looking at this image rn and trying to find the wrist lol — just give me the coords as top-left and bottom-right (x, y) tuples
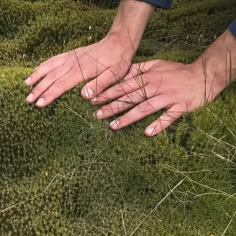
(106, 0), (154, 60)
(103, 31), (135, 63)
(221, 29), (236, 82)
(194, 29), (236, 88)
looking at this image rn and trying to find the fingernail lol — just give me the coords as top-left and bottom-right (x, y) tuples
(110, 120), (120, 130)
(145, 127), (156, 136)
(26, 93), (34, 103)
(95, 110), (103, 119)
(84, 88), (94, 98)
(25, 77), (32, 85)
(36, 98), (45, 107)
(91, 97), (97, 102)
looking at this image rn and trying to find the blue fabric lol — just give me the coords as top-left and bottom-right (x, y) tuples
(229, 20), (236, 37)
(143, 0), (172, 9)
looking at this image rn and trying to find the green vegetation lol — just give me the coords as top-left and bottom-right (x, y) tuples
(0, 0), (236, 235)
(0, 67), (59, 179)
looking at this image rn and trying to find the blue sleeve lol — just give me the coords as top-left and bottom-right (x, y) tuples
(143, 1), (235, 38)
(143, 0), (172, 9)
(229, 20), (236, 37)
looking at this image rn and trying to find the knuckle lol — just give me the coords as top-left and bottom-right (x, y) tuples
(126, 93), (138, 103)
(106, 85), (122, 97)
(109, 101), (123, 113)
(108, 104), (118, 113)
(55, 81), (67, 93)
(115, 103), (126, 112)
(46, 71), (56, 81)
(32, 86), (42, 95)
(43, 90), (55, 100)
(115, 84), (125, 93)
(137, 102), (153, 113)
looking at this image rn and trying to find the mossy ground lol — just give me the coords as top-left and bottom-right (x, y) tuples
(0, 0), (236, 235)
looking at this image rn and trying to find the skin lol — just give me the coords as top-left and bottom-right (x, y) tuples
(25, 0), (236, 137)
(93, 29), (236, 136)
(25, 0), (154, 107)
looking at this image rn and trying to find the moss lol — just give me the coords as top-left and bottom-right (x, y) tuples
(0, 0), (34, 38)
(0, 67), (62, 179)
(1, 0), (235, 66)
(0, 0), (236, 235)
(0, 66), (235, 235)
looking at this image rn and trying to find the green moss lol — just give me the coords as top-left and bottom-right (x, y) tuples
(0, 0), (236, 235)
(0, 67), (62, 179)
(1, 0), (235, 66)
(0, 0), (33, 38)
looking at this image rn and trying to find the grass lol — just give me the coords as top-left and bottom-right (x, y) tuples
(0, 0), (236, 235)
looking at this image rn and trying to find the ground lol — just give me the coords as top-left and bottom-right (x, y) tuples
(0, 0), (236, 235)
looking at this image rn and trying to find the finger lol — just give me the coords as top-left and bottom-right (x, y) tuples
(91, 74), (149, 104)
(31, 57), (56, 74)
(26, 67), (68, 104)
(83, 60), (158, 101)
(150, 61), (183, 72)
(34, 67), (79, 108)
(25, 62), (76, 103)
(123, 59), (179, 81)
(81, 68), (124, 100)
(37, 52), (68, 68)
(95, 87), (155, 119)
(109, 95), (170, 130)
(123, 61), (156, 80)
(91, 60), (169, 104)
(145, 105), (183, 137)
(25, 53), (69, 86)
(26, 74), (57, 104)
(32, 56), (58, 72)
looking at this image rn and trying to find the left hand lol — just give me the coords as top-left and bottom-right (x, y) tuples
(92, 59), (229, 136)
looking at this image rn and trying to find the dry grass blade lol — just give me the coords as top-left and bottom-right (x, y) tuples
(129, 178), (186, 236)
(221, 210), (236, 236)
(162, 164), (236, 200)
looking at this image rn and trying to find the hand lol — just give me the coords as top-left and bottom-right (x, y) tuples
(25, 35), (132, 107)
(25, 0), (154, 108)
(92, 59), (231, 136)
(93, 29), (236, 137)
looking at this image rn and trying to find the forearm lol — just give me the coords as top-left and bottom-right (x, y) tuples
(107, 0), (155, 58)
(194, 29), (236, 86)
